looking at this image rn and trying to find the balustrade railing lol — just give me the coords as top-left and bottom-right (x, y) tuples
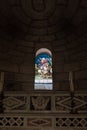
(0, 91), (87, 128)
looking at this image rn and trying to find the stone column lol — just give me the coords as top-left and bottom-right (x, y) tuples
(69, 71), (74, 93)
(0, 72), (4, 113)
(69, 71), (76, 114)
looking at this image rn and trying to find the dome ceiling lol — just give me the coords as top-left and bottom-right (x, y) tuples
(0, 0), (87, 41)
(0, 0), (86, 63)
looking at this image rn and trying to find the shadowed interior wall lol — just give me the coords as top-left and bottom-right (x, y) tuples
(0, 0), (87, 130)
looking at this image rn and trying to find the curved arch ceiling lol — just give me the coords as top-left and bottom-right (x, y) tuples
(0, 0), (87, 66)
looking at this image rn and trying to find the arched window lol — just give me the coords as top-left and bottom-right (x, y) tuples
(34, 48), (53, 90)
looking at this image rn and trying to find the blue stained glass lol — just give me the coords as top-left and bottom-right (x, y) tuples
(35, 53), (52, 90)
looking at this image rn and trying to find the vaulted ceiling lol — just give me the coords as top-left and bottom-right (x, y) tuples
(0, 0), (87, 91)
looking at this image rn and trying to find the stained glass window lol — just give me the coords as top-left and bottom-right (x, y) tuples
(34, 48), (53, 90)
